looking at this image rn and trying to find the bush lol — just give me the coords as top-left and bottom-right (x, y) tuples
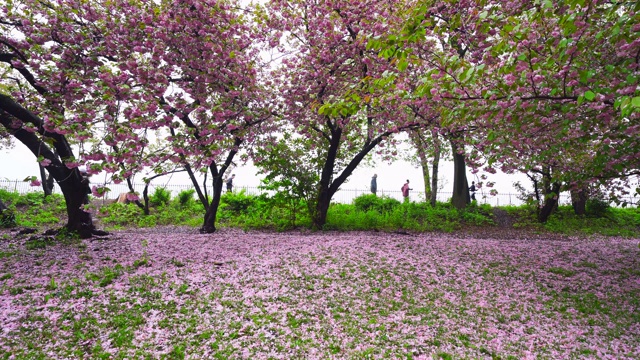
(221, 190), (255, 213)
(353, 194), (378, 212)
(326, 200), (463, 232)
(149, 187), (171, 207)
(353, 194), (401, 213)
(177, 189), (196, 207)
(0, 189), (21, 206)
(586, 198), (610, 217)
(0, 209), (16, 228)
(97, 203), (144, 227)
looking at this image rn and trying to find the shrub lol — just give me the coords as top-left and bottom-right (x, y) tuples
(17, 192), (45, 207)
(353, 194), (401, 213)
(0, 189), (21, 205)
(149, 187), (171, 207)
(353, 194), (378, 212)
(377, 196), (402, 213)
(586, 198), (610, 217)
(177, 189), (196, 207)
(0, 209), (16, 228)
(98, 203), (143, 227)
(221, 190), (255, 213)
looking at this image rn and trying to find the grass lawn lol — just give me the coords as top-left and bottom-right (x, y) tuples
(1, 228), (639, 359)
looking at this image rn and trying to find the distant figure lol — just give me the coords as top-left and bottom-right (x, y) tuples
(370, 174), (377, 195)
(469, 181), (476, 201)
(226, 174), (236, 193)
(401, 179), (412, 200)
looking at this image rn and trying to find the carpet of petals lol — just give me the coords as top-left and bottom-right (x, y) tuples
(1, 227), (639, 359)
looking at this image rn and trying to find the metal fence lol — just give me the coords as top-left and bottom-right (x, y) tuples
(1, 179), (637, 207)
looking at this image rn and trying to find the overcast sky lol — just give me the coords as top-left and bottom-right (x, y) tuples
(0, 140), (528, 204)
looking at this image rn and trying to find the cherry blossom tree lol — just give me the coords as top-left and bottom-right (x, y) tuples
(369, 0), (487, 209)
(261, 0), (423, 228)
(380, 0), (640, 219)
(1, 0), (273, 234)
(1, 2), (109, 236)
(115, 0), (274, 233)
(469, 0), (638, 219)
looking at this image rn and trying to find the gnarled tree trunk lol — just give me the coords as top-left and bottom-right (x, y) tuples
(450, 139), (469, 210)
(538, 179), (561, 223)
(571, 187), (588, 216)
(0, 94), (103, 238)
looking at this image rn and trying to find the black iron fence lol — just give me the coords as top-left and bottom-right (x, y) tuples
(1, 179), (637, 207)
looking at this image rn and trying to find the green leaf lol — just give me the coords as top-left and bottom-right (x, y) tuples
(398, 59), (408, 72)
(584, 91), (596, 101)
(487, 131), (496, 142)
(611, 25), (620, 36)
(463, 67), (474, 81)
(631, 96), (640, 108)
(558, 39), (568, 48)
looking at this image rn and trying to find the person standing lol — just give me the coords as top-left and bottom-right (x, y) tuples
(401, 179), (412, 200)
(370, 174), (378, 195)
(469, 181), (476, 201)
(226, 174), (236, 193)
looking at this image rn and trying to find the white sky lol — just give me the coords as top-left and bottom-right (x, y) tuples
(0, 140), (529, 204)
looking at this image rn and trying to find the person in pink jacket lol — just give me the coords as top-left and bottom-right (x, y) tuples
(401, 179), (412, 200)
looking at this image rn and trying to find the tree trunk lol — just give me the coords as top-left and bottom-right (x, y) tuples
(410, 130), (432, 203)
(450, 139), (469, 210)
(39, 164), (53, 197)
(57, 176), (95, 238)
(200, 173), (224, 233)
(314, 187), (331, 229)
(430, 130), (441, 207)
(199, 140), (241, 234)
(0, 95), (101, 238)
(169, 127), (209, 208)
(312, 125), (343, 230)
(142, 185), (151, 216)
(124, 175), (145, 211)
(538, 182), (561, 223)
(571, 187), (588, 216)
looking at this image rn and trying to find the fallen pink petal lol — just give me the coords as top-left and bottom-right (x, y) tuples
(1, 228), (638, 359)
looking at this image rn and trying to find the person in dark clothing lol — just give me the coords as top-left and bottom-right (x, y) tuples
(371, 174), (377, 195)
(226, 174), (236, 193)
(469, 181), (476, 201)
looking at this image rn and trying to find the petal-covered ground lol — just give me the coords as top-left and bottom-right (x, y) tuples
(1, 228), (639, 359)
